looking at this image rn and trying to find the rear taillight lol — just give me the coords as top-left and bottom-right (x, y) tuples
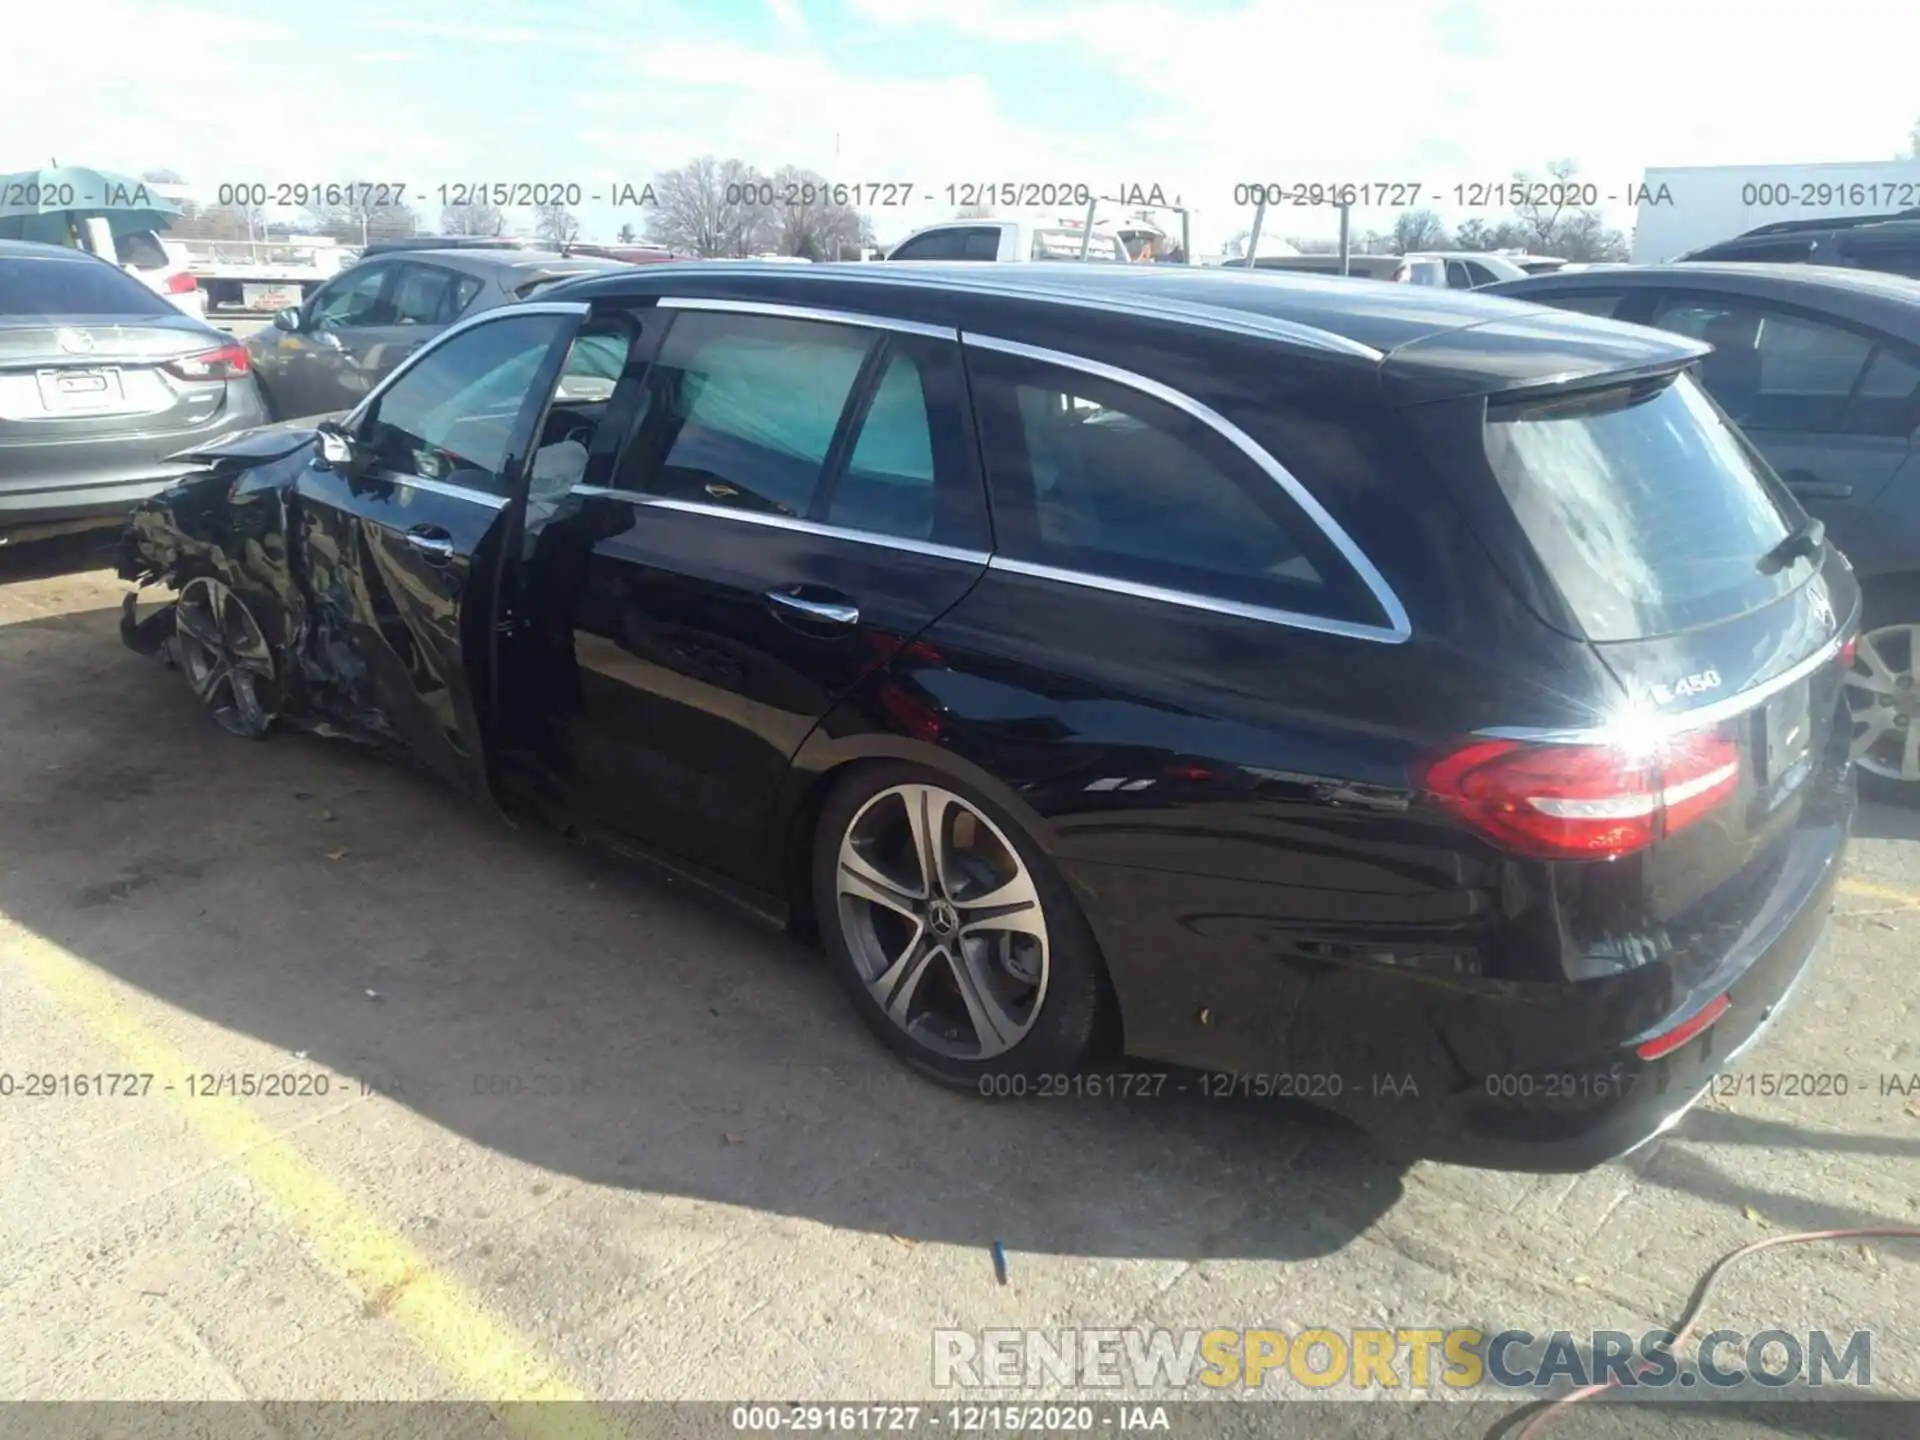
(165, 271), (200, 294)
(1838, 634), (1859, 671)
(1422, 730), (1741, 861)
(164, 343), (250, 381)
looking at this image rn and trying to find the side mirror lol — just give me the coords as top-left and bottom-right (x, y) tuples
(314, 419), (355, 470)
(273, 306), (304, 333)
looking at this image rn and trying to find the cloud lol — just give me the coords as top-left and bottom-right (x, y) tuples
(836, 0), (1920, 240)
(765, 0), (808, 35)
(20, 0), (1917, 253)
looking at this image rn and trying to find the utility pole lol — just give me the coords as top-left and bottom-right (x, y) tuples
(1245, 193), (1268, 265)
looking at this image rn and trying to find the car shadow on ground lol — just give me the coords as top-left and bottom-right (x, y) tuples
(1851, 799), (1920, 842)
(0, 599), (1408, 1263)
(0, 525), (122, 583)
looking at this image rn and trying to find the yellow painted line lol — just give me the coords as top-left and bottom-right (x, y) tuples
(1838, 878), (1920, 909)
(2, 920), (619, 1440)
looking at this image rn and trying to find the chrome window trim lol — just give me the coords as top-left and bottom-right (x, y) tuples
(573, 262), (1382, 360)
(1478, 631), (1846, 745)
(388, 475), (510, 510)
(962, 333), (1412, 645)
(988, 557), (1403, 643)
(655, 294), (958, 341)
(343, 300), (593, 431)
(567, 487), (991, 564)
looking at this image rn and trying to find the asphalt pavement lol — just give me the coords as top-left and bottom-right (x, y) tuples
(0, 552), (1913, 1433)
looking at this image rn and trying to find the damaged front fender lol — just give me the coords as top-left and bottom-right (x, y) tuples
(117, 432), (332, 736)
(115, 413), (481, 761)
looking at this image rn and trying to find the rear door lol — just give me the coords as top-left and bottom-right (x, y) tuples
(1642, 290), (1919, 549)
(522, 295), (992, 884)
(328, 260), (477, 391)
(296, 302), (587, 797)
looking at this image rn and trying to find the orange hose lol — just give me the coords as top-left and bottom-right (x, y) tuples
(1508, 1226), (1920, 1438)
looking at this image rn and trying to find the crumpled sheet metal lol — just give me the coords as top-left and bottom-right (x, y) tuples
(116, 438), (391, 745)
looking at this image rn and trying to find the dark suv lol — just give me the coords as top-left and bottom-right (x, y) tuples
(1678, 208), (1920, 279)
(1486, 262), (1920, 799)
(120, 263), (1858, 1169)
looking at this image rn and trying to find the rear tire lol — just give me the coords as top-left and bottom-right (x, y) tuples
(811, 762), (1111, 1088)
(1846, 576), (1920, 806)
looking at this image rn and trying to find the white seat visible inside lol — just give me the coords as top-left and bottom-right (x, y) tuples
(528, 438), (588, 500)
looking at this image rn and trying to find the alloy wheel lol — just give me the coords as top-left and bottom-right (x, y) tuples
(172, 577), (277, 738)
(835, 783), (1050, 1062)
(1845, 622), (1920, 784)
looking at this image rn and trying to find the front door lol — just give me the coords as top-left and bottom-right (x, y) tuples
(263, 260), (399, 418)
(294, 303), (587, 796)
(511, 299), (993, 887)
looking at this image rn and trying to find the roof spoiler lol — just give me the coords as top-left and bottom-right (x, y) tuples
(1484, 353), (1705, 408)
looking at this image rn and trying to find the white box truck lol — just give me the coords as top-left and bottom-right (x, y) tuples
(1632, 160), (1920, 263)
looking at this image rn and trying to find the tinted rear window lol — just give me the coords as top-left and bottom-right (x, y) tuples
(1483, 372), (1803, 641)
(0, 252), (175, 317)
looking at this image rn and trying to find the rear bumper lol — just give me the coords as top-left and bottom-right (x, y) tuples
(1091, 771), (1854, 1173)
(0, 385), (266, 528)
(1341, 796), (1853, 1171)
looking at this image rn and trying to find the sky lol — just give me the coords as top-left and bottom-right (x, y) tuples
(11, 0), (1919, 254)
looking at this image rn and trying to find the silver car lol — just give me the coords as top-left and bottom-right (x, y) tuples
(0, 240), (266, 533)
(245, 248), (624, 420)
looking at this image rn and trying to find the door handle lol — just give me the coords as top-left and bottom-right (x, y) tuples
(765, 589), (859, 626)
(1784, 479), (1853, 500)
(405, 526), (456, 563)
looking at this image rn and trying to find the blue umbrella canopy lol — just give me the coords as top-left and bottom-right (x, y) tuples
(0, 165), (184, 243)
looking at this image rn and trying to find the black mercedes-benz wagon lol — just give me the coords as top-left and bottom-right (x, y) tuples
(118, 261), (1860, 1170)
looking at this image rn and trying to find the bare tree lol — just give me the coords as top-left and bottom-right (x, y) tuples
(616, 222), (637, 244)
(169, 202), (266, 242)
(1547, 208), (1630, 262)
(535, 202), (580, 248)
(1907, 114), (1920, 159)
(441, 202), (507, 237)
(1390, 209), (1451, 253)
(644, 156), (777, 258)
(302, 186), (417, 245)
(768, 165), (865, 260)
(1511, 158), (1582, 252)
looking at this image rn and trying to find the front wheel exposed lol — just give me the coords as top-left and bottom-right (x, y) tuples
(171, 576), (280, 739)
(812, 763), (1110, 1086)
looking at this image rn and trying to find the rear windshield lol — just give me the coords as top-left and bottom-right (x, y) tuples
(1483, 372), (1803, 641)
(0, 251), (175, 317)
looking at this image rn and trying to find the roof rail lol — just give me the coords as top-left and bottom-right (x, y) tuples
(1737, 206), (1920, 239)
